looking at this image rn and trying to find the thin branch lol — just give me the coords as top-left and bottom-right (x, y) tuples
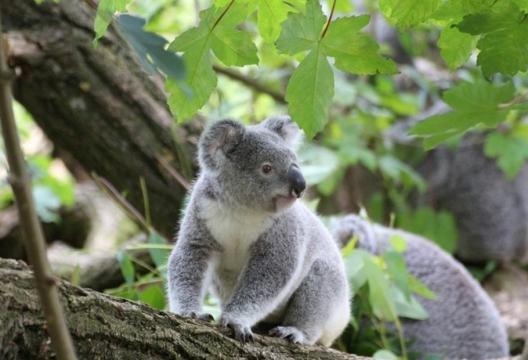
(0, 17), (77, 360)
(155, 153), (191, 191)
(92, 173), (150, 231)
(320, 0), (337, 39)
(213, 64), (287, 104)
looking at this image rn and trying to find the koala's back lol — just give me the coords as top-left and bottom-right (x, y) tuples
(332, 215), (509, 359)
(421, 136), (528, 262)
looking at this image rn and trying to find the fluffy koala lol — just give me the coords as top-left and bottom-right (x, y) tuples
(418, 133), (528, 263)
(331, 214), (509, 360)
(167, 116), (350, 346)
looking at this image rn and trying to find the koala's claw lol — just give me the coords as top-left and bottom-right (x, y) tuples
(183, 311), (215, 322)
(221, 318), (254, 343)
(269, 326), (306, 344)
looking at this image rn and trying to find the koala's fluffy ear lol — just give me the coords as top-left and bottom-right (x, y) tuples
(199, 119), (245, 170)
(261, 115), (302, 149)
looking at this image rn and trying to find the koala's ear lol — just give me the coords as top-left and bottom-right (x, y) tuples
(260, 115), (302, 149)
(199, 119), (245, 170)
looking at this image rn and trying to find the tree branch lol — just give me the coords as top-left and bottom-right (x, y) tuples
(213, 64), (287, 104)
(0, 15), (76, 360)
(0, 258), (368, 360)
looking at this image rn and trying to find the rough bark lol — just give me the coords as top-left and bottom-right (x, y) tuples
(0, 0), (200, 238)
(0, 258), (367, 360)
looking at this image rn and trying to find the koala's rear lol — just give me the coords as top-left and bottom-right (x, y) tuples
(167, 116), (350, 346)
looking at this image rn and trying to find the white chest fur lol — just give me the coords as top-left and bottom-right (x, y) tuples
(199, 198), (272, 273)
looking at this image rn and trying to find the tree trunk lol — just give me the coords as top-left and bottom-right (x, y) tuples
(0, 0), (200, 238)
(0, 258), (367, 360)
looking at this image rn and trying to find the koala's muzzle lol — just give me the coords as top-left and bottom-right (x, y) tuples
(288, 166), (306, 198)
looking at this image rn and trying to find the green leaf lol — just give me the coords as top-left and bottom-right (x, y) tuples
(138, 285), (166, 310)
(32, 186), (61, 223)
(438, 26), (476, 69)
(363, 256), (398, 321)
(285, 46), (334, 138)
(389, 235), (407, 253)
(408, 274), (437, 300)
(410, 80), (515, 147)
(380, 0), (441, 28)
(275, 0), (326, 55)
(384, 251), (410, 299)
(117, 250), (135, 286)
(93, 0), (133, 43)
(258, 0), (291, 43)
(484, 132), (528, 179)
(373, 350), (399, 360)
(458, 2), (528, 77)
(148, 231), (170, 270)
(115, 15), (184, 80)
(391, 285), (429, 320)
(432, 0), (495, 22)
(321, 16), (397, 75)
(167, 3), (258, 121)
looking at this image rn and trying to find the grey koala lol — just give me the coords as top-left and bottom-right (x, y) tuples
(167, 116), (350, 346)
(331, 214), (509, 359)
(418, 133), (528, 263)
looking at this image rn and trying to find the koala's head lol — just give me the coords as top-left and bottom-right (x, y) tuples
(198, 116), (305, 213)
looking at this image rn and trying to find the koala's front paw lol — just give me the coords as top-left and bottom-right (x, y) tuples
(179, 311), (215, 322)
(220, 315), (254, 343)
(269, 326), (307, 344)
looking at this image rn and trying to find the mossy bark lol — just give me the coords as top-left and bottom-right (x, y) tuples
(0, 259), (368, 360)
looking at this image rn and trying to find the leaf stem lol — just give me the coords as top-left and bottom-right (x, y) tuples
(320, 0), (337, 40)
(211, 0), (236, 31)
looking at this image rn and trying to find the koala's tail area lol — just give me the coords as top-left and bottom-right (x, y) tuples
(330, 215), (379, 254)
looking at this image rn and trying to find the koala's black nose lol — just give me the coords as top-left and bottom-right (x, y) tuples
(288, 166), (306, 198)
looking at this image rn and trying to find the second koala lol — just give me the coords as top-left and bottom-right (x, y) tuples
(167, 116), (350, 346)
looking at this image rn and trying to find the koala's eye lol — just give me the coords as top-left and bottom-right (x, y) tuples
(261, 163), (273, 175)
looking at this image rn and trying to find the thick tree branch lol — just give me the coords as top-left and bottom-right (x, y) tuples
(0, 258), (368, 360)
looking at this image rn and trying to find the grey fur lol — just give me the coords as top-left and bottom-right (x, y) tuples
(419, 133), (528, 263)
(167, 116), (350, 346)
(331, 214), (509, 359)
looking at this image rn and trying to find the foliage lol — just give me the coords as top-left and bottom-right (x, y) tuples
(337, 233), (437, 359)
(0, 102), (75, 222)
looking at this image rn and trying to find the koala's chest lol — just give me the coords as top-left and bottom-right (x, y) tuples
(200, 199), (271, 273)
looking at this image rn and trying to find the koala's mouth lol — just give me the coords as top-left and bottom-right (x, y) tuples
(273, 194), (298, 211)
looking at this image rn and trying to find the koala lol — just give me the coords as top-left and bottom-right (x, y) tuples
(331, 214), (509, 359)
(418, 133), (528, 263)
(167, 116), (350, 346)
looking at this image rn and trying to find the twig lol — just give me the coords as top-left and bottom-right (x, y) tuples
(91, 173), (150, 231)
(0, 17), (77, 360)
(155, 153), (191, 191)
(213, 65), (287, 104)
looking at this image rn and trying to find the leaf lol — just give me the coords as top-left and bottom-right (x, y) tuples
(363, 256), (398, 321)
(321, 16), (397, 75)
(148, 231), (170, 270)
(380, 0), (441, 28)
(373, 350), (399, 360)
(93, 0), (133, 43)
(275, 0), (326, 55)
(389, 235), (407, 253)
(32, 186), (61, 223)
(285, 46), (334, 138)
(410, 80), (515, 148)
(438, 26), (476, 69)
(391, 285), (430, 320)
(408, 274), (437, 300)
(384, 251), (410, 299)
(117, 250), (135, 286)
(167, 3), (258, 121)
(115, 14), (184, 80)
(258, 0), (290, 43)
(484, 132), (528, 179)
(458, 2), (528, 77)
(138, 285), (166, 310)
